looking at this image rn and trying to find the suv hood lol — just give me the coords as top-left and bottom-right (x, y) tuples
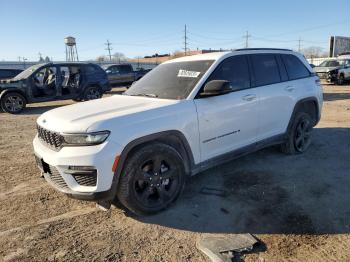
(37, 95), (178, 133)
(0, 78), (21, 85)
(314, 66), (339, 73)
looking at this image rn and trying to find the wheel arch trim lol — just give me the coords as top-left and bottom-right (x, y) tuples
(287, 96), (320, 132)
(0, 89), (28, 103)
(107, 130), (195, 200)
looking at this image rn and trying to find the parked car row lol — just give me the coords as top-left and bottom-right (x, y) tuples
(0, 62), (110, 113)
(0, 62), (152, 113)
(313, 55), (350, 85)
(102, 63), (151, 87)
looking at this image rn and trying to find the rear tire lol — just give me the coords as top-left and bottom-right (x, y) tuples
(0, 92), (26, 114)
(83, 86), (102, 101)
(117, 143), (186, 215)
(281, 112), (313, 154)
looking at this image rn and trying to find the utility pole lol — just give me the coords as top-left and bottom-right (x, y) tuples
(298, 37), (302, 52)
(243, 31), (251, 48)
(105, 40), (113, 61)
(183, 24), (189, 56)
(22, 57), (27, 69)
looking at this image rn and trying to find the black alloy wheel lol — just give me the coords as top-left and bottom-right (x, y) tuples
(1, 93), (26, 114)
(117, 143), (185, 215)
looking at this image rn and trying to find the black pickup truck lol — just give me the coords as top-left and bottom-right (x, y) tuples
(102, 64), (151, 87)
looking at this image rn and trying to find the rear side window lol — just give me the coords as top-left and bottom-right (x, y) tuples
(85, 65), (97, 73)
(207, 55), (250, 91)
(250, 54), (281, 86)
(281, 54), (310, 80)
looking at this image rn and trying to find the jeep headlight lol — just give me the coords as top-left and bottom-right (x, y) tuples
(63, 131), (110, 146)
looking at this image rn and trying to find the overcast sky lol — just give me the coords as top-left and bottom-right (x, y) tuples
(0, 0), (349, 61)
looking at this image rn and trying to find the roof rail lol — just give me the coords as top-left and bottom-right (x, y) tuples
(234, 48), (292, 52)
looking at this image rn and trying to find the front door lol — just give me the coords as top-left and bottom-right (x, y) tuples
(30, 65), (59, 102)
(194, 55), (259, 162)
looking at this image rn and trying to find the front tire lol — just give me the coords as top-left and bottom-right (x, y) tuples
(117, 143), (186, 215)
(281, 112), (313, 154)
(337, 74), (345, 85)
(1, 92), (26, 114)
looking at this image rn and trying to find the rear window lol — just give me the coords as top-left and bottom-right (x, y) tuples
(251, 54), (281, 86)
(281, 54), (310, 80)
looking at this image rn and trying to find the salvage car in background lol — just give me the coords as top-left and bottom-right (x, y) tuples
(327, 56), (350, 85)
(0, 68), (23, 80)
(103, 63), (151, 87)
(0, 62), (110, 113)
(314, 58), (350, 85)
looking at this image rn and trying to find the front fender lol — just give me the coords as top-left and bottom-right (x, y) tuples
(0, 88), (28, 102)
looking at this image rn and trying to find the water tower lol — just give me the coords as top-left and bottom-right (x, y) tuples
(64, 36), (79, 61)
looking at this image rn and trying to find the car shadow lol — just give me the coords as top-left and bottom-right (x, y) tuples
(323, 92), (350, 101)
(131, 127), (350, 235)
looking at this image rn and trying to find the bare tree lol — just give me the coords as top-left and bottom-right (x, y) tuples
(301, 46), (328, 58)
(113, 52), (127, 63)
(96, 55), (106, 62)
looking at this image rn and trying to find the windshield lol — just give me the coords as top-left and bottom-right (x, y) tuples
(318, 60), (345, 67)
(124, 60), (214, 99)
(13, 64), (44, 80)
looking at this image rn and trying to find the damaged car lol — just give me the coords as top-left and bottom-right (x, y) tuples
(314, 58), (350, 85)
(0, 62), (110, 113)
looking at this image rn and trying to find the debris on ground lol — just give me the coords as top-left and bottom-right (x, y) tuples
(197, 234), (258, 262)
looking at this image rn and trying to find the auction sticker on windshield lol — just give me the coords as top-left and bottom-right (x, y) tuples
(177, 69), (201, 78)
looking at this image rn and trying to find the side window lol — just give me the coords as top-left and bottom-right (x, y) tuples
(281, 54), (310, 80)
(206, 55), (250, 91)
(250, 54), (281, 86)
(85, 65), (96, 74)
(119, 65), (133, 73)
(34, 66), (57, 87)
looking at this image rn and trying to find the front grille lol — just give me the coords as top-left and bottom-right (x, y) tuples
(47, 165), (69, 190)
(317, 72), (328, 79)
(37, 125), (64, 150)
(72, 173), (97, 187)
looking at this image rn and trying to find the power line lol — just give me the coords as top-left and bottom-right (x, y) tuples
(105, 40), (113, 61)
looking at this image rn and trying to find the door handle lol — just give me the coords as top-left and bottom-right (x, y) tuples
(285, 85), (295, 92)
(242, 94), (256, 101)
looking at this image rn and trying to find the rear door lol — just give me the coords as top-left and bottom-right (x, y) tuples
(194, 55), (260, 162)
(253, 53), (311, 141)
(119, 65), (135, 83)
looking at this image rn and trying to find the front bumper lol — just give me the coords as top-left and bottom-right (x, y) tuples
(33, 135), (122, 201)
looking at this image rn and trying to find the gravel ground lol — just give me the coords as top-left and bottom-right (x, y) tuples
(0, 84), (349, 261)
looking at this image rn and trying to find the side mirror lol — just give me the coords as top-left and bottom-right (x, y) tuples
(201, 80), (232, 97)
(105, 69), (112, 74)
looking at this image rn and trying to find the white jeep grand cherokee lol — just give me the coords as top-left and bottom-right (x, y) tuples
(33, 49), (323, 215)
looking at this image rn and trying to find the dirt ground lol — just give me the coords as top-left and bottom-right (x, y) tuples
(0, 84), (349, 262)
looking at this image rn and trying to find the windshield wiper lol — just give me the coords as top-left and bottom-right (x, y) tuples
(129, 93), (158, 98)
